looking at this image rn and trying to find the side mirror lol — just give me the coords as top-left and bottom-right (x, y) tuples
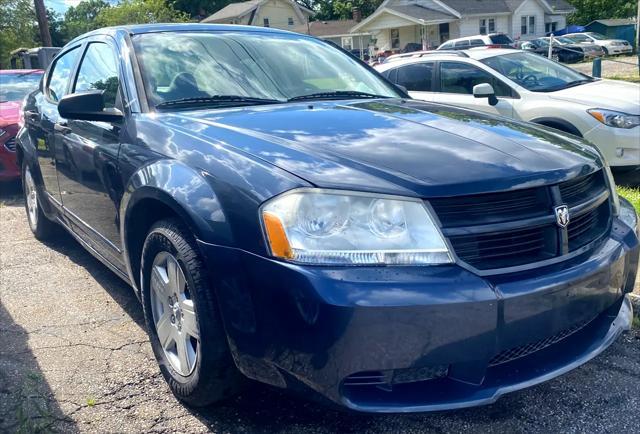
(473, 83), (499, 106)
(58, 90), (123, 122)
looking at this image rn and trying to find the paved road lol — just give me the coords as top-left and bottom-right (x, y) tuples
(1, 181), (639, 433)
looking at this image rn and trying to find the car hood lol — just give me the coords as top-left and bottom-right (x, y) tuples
(160, 99), (601, 197)
(550, 79), (640, 114)
(0, 101), (20, 126)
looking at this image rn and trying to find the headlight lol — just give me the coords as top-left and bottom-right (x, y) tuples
(588, 109), (640, 129)
(604, 164), (621, 215)
(261, 189), (452, 265)
(619, 198), (638, 231)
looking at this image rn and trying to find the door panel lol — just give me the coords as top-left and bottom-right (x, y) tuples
(437, 61), (515, 119)
(54, 41), (125, 266)
(33, 46), (82, 203)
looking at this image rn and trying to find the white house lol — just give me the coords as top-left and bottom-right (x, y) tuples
(292, 18), (373, 57)
(351, 0), (575, 53)
(202, 0), (314, 30)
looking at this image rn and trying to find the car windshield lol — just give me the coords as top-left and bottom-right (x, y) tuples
(555, 37), (576, 45)
(586, 32), (607, 40)
(132, 32), (400, 109)
(481, 52), (593, 92)
(489, 34), (514, 45)
(565, 34), (591, 43)
(0, 72), (42, 102)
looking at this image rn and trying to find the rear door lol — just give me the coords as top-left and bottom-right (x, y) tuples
(435, 61), (516, 118)
(392, 62), (436, 102)
(54, 38), (125, 269)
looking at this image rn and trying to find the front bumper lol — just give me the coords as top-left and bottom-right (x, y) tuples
(584, 122), (640, 167)
(608, 46), (633, 55)
(0, 133), (19, 181)
(198, 216), (639, 412)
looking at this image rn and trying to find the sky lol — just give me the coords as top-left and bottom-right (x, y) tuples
(46, 0), (118, 15)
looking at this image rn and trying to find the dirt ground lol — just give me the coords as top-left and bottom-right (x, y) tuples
(571, 54), (639, 79)
(1, 179), (639, 433)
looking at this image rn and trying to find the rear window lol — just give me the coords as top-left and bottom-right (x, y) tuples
(489, 34), (514, 45)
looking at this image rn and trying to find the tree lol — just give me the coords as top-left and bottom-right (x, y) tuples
(34, 0), (52, 46)
(95, 0), (190, 27)
(61, 0), (111, 41)
(0, 0), (40, 67)
(567, 0), (638, 25)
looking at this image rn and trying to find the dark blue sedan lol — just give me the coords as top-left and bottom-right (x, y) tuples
(16, 24), (639, 412)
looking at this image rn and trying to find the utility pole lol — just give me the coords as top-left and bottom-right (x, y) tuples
(34, 0), (52, 47)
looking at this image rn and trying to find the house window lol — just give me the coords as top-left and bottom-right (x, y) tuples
(479, 18), (496, 35)
(391, 29), (400, 49)
(545, 22), (558, 34)
(341, 37), (353, 50)
(263, 18), (270, 27)
(521, 16), (536, 35)
(288, 17), (294, 26)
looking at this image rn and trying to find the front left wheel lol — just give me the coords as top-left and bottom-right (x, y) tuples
(22, 162), (58, 241)
(140, 218), (244, 406)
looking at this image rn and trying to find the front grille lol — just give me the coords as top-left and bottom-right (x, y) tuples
(4, 137), (16, 152)
(448, 226), (555, 270)
(431, 170), (611, 272)
(489, 317), (594, 366)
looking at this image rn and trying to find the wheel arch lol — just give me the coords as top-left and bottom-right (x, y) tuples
(530, 117), (583, 138)
(120, 160), (234, 294)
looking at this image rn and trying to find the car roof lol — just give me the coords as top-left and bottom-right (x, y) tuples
(377, 48), (519, 70)
(67, 23), (297, 44)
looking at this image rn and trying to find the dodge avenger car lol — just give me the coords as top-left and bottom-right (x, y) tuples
(16, 24), (639, 412)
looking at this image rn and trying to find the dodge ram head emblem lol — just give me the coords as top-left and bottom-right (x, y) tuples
(555, 205), (570, 228)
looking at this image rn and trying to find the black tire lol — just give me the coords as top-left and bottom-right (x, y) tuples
(140, 218), (244, 406)
(602, 46), (609, 56)
(22, 161), (58, 241)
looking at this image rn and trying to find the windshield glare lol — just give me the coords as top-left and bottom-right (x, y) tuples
(481, 52), (591, 92)
(133, 32), (400, 108)
(586, 32), (606, 40)
(0, 73), (42, 102)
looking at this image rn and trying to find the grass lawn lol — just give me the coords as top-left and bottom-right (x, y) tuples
(618, 186), (640, 213)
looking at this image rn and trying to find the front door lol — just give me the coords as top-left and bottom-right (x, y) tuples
(31, 45), (82, 204)
(54, 40), (125, 268)
(437, 61), (516, 119)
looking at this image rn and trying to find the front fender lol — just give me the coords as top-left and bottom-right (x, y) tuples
(120, 159), (232, 246)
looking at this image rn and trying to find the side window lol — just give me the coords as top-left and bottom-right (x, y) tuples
(440, 62), (511, 97)
(47, 47), (81, 102)
(74, 43), (120, 109)
(469, 39), (484, 47)
(395, 63), (434, 92)
(454, 40), (470, 49)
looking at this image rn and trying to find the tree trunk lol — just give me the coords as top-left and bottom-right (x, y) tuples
(34, 0), (52, 47)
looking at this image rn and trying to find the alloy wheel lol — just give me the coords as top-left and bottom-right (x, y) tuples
(150, 251), (200, 376)
(24, 166), (38, 229)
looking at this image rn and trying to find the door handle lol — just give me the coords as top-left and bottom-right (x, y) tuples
(24, 110), (39, 122)
(54, 123), (71, 135)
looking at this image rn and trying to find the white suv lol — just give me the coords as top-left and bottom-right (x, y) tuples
(376, 49), (640, 168)
(564, 32), (633, 56)
(437, 34), (515, 50)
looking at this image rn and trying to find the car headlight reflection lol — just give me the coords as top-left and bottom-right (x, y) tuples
(261, 189), (452, 265)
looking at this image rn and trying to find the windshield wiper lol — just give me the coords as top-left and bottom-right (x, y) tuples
(155, 95), (284, 110)
(288, 91), (389, 102)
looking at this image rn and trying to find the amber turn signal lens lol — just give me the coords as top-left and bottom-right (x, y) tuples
(263, 212), (293, 259)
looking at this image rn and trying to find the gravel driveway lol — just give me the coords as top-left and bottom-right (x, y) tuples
(1, 181), (639, 433)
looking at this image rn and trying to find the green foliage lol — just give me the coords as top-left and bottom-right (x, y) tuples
(567, 0), (638, 25)
(95, 0), (190, 27)
(312, 0), (384, 20)
(0, 0), (39, 68)
(170, 0), (238, 19)
(618, 186), (640, 213)
(61, 0), (111, 41)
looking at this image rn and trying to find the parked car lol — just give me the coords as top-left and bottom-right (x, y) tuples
(0, 69), (43, 181)
(540, 36), (605, 59)
(438, 33), (514, 50)
(516, 38), (584, 63)
(376, 49), (640, 169)
(18, 24), (639, 412)
(563, 32), (633, 55)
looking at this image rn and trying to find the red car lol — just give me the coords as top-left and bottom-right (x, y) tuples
(1, 69), (43, 181)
